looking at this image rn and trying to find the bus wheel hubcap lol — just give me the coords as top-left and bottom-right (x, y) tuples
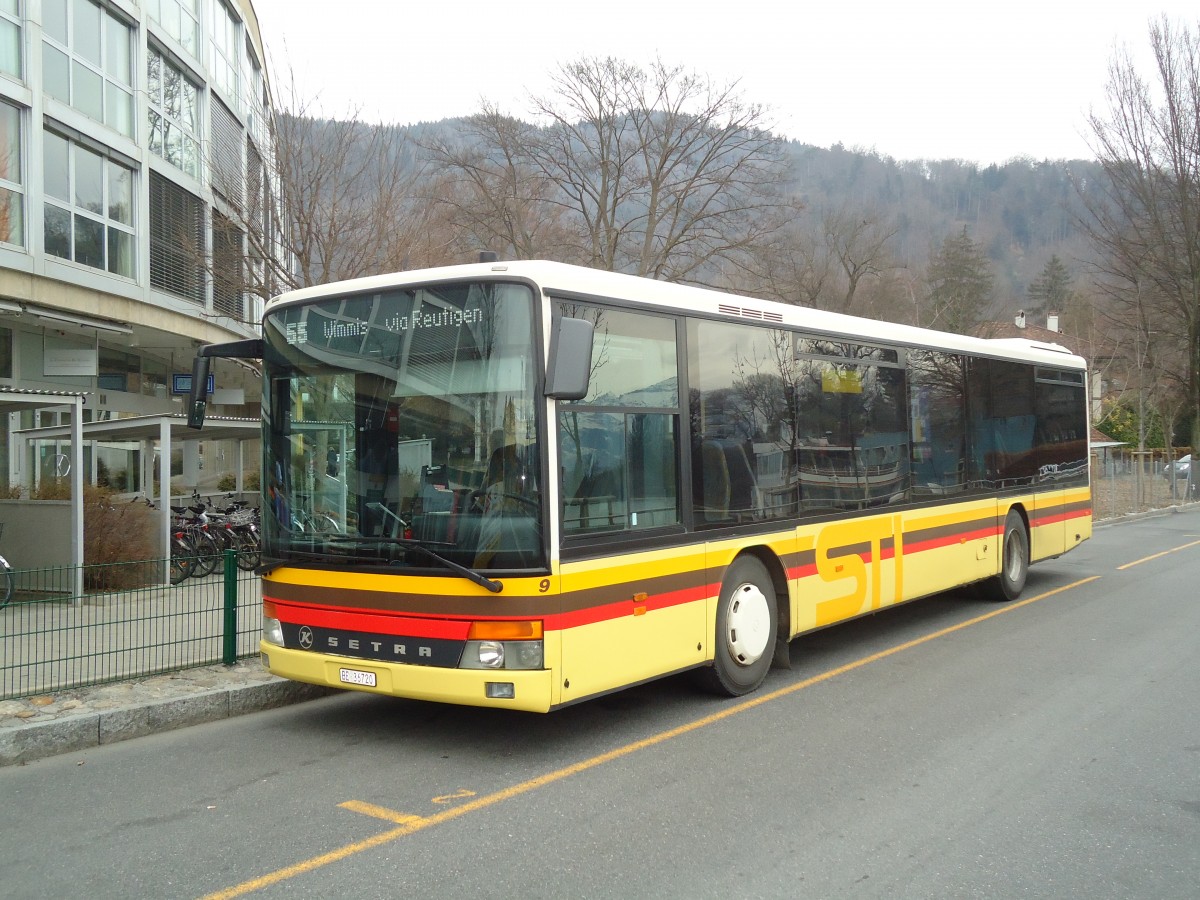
(725, 583), (771, 666)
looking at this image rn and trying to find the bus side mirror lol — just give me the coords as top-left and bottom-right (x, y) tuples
(186, 354), (211, 430)
(186, 338), (263, 430)
(545, 317), (593, 401)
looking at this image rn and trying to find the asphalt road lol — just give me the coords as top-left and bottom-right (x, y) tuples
(3, 509), (1199, 899)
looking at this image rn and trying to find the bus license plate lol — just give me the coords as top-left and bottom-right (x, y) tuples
(339, 667), (377, 687)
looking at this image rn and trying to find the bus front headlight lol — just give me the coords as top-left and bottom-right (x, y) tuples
(262, 616), (285, 647)
(461, 640), (543, 670)
(478, 640), (504, 668)
(510, 641), (543, 669)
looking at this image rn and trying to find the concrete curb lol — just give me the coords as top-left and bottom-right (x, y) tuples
(1094, 501), (1198, 528)
(0, 680), (337, 767)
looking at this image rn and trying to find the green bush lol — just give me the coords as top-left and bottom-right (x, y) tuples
(1096, 399), (1166, 448)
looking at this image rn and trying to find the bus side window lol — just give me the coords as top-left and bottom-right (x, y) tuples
(561, 411), (625, 533)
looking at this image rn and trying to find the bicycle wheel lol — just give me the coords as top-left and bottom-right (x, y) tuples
(1, 560), (14, 609)
(190, 529), (222, 578)
(234, 528), (260, 571)
(310, 513), (341, 534)
(169, 538), (193, 585)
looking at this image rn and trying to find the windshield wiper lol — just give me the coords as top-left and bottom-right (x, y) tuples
(323, 535), (503, 593)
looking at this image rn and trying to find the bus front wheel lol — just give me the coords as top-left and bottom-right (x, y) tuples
(695, 556), (778, 697)
(982, 510), (1029, 602)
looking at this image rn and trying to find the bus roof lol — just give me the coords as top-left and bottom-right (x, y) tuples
(267, 260), (1086, 370)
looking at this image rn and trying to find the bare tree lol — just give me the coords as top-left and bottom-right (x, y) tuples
(430, 56), (792, 284)
(732, 203), (898, 314)
(823, 207), (899, 312)
(735, 215), (836, 308)
(262, 107), (451, 290)
(210, 72), (457, 311)
(419, 104), (578, 261)
(1082, 17), (1200, 448)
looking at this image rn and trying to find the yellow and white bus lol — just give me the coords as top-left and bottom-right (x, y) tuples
(190, 260), (1091, 711)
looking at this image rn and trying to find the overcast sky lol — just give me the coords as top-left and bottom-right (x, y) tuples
(248, 0), (1197, 164)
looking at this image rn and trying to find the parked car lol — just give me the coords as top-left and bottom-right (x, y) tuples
(1162, 454), (1192, 480)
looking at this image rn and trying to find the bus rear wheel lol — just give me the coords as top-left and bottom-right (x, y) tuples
(982, 510), (1029, 602)
(695, 556), (778, 696)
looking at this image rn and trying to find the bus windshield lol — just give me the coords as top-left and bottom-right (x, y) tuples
(260, 280), (543, 574)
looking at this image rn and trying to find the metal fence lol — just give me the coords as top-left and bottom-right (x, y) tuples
(1091, 448), (1196, 521)
(1, 551), (260, 701)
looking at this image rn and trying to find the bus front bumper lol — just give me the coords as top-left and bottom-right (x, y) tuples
(260, 642), (555, 713)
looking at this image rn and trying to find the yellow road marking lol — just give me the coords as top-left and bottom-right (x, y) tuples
(432, 789), (477, 804)
(200, 576), (1099, 900)
(1116, 538), (1200, 570)
(338, 801), (423, 825)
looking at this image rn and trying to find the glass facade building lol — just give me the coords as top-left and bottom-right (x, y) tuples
(0, 0), (273, 494)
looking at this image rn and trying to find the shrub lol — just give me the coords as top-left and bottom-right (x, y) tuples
(218, 471), (261, 492)
(31, 480), (70, 500)
(83, 485), (158, 590)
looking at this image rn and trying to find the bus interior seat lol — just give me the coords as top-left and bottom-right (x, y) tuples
(724, 442), (757, 518)
(701, 439), (758, 522)
(701, 440), (730, 521)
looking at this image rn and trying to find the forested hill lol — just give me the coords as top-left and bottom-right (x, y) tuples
(782, 141), (1103, 305)
(285, 113), (1105, 317)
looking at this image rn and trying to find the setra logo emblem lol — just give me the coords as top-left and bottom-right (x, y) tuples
(298, 626), (314, 649)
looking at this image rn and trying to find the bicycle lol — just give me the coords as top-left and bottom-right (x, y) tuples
(201, 494), (261, 571)
(170, 503), (223, 579)
(135, 498), (194, 585)
(290, 493), (342, 535)
(0, 523), (12, 608)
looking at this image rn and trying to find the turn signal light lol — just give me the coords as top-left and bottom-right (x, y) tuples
(468, 620), (543, 640)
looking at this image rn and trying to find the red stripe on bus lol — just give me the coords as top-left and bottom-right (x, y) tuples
(904, 525), (999, 554)
(546, 582), (711, 630)
(1032, 507), (1092, 527)
(267, 600), (473, 640)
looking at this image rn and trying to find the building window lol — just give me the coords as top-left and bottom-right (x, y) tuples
(247, 139), (271, 234)
(212, 210), (245, 320)
(98, 346), (139, 392)
(146, 0), (199, 58)
(0, 0), (21, 80)
(42, 0), (134, 138)
(141, 355), (170, 398)
(147, 48), (200, 179)
(43, 130), (135, 277)
(0, 325), (12, 378)
(246, 139), (271, 297)
(210, 98), (243, 206)
(149, 170), (203, 302)
(211, 1), (240, 106)
(243, 36), (265, 143)
(0, 100), (22, 246)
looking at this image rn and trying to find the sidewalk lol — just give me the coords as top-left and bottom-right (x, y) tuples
(0, 659), (335, 767)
